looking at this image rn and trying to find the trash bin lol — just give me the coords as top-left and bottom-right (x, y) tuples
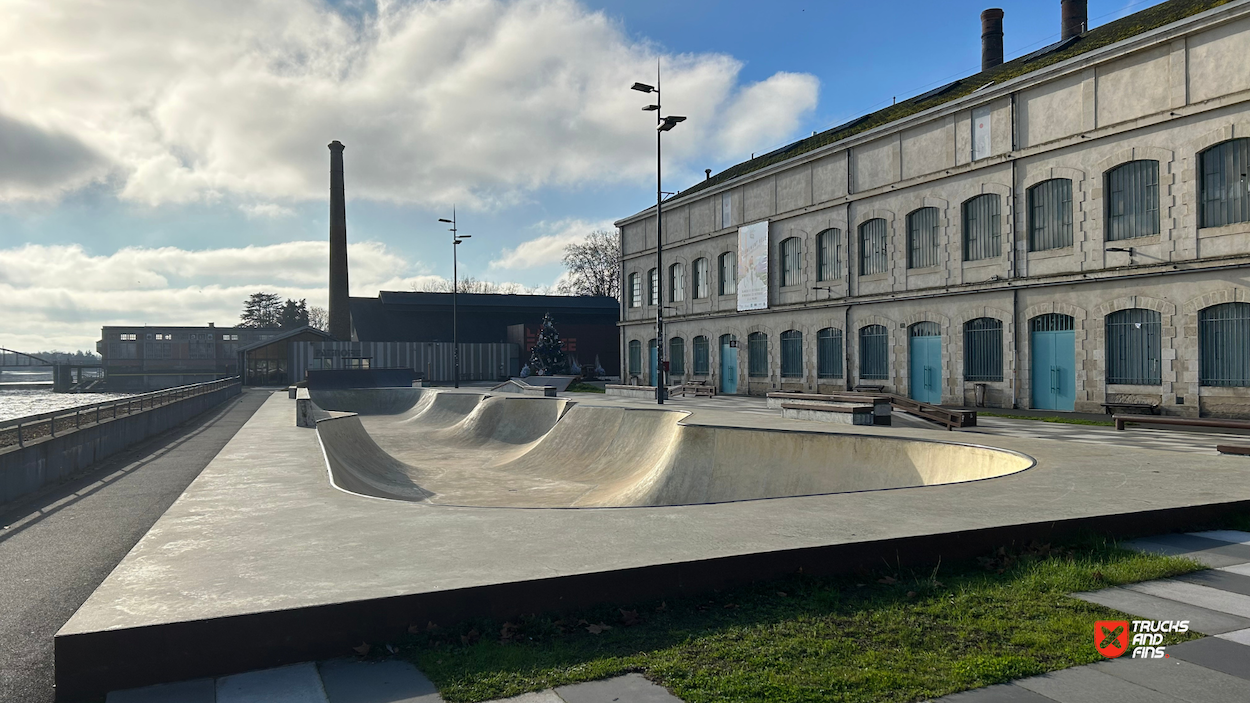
(974, 382), (988, 407)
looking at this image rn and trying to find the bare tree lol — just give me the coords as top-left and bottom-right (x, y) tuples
(411, 277), (550, 295)
(307, 305), (328, 331)
(558, 229), (619, 298)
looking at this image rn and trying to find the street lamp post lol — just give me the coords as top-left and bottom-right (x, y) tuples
(632, 67), (685, 405)
(438, 209), (471, 388)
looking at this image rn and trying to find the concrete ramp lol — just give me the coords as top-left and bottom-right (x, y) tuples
(309, 389), (1034, 508)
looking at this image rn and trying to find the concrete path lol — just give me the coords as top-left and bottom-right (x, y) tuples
(929, 529), (1250, 702)
(107, 664), (681, 703)
(0, 390), (268, 703)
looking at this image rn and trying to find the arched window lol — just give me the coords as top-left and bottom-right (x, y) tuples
(1199, 302), (1250, 387)
(628, 273), (641, 308)
(859, 219), (888, 276)
(859, 325), (889, 380)
(1106, 308), (1162, 385)
(780, 330), (803, 377)
(816, 228), (841, 281)
(907, 207), (940, 269)
(1200, 138), (1250, 228)
(692, 258), (710, 299)
(748, 332), (768, 377)
(647, 268), (658, 306)
(1028, 179), (1072, 251)
(627, 340), (641, 376)
(718, 252), (737, 296)
(669, 337), (685, 376)
(692, 335), (710, 375)
(817, 327), (843, 379)
(668, 263), (685, 302)
(963, 193), (1001, 261)
(780, 237), (802, 287)
(964, 318), (1003, 382)
(1107, 160), (1160, 240)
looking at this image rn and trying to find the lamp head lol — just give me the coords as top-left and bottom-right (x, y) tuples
(642, 104), (659, 111)
(657, 115), (686, 132)
(631, 82), (655, 93)
(438, 218), (453, 223)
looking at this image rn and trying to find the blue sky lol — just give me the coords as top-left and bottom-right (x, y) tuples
(0, 0), (1158, 351)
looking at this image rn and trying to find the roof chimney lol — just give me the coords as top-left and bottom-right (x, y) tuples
(327, 140), (351, 341)
(705, 169), (712, 180)
(981, 9), (1005, 72)
(1061, 0), (1087, 41)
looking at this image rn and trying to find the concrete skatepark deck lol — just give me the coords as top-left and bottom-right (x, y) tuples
(54, 389), (1250, 699)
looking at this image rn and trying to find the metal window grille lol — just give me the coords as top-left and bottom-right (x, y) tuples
(693, 335), (710, 375)
(748, 332), (768, 377)
(628, 340), (641, 375)
(963, 194), (1001, 261)
(817, 327), (843, 378)
(816, 228), (842, 281)
(1030, 313), (1074, 332)
(780, 330), (803, 377)
(719, 252), (737, 295)
(1105, 308), (1162, 385)
(629, 273), (641, 308)
(910, 321), (940, 337)
(859, 325), (889, 380)
(964, 318), (1003, 382)
(693, 258), (709, 299)
(647, 268), (658, 306)
(1028, 179), (1073, 251)
(669, 263), (685, 302)
(1107, 160), (1160, 241)
(907, 208), (940, 269)
(859, 219), (888, 276)
(781, 237), (802, 287)
(1200, 138), (1250, 228)
(669, 337), (685, 376)
(1199, 302), (1250, 387)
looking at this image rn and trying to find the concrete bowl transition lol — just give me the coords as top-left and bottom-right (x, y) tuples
(308, 388), (1035, 508)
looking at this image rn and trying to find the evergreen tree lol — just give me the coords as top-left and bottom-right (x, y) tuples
(240, 292), (283, 328)
(278, 298), (310, 329)
(527, 312), (566, 375)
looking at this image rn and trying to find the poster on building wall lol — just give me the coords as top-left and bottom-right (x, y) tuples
(737, 220), (769, 311)
(972, 105), (992, 160)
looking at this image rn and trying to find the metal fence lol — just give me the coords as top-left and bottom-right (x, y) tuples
(291, 342), (518, 383)
(1107, 159), (1160, 240)
(907, 207), (940, 269)
(1200, 138), (1250, 228)
(817, 228), (841, 281)
(1105, 308), (1162, 385)
(1028, 178), (1073, 251)
(780, 330), (803, 377)
(859, 325), (890, 380)
(964, 318), (1004, 382)
(963, 193), (1001, 261)
(1199, 302), (1250, 387)
(748, 332), (768, 377)
(817, 327), (843, 379)
(859, 219), (889, 276)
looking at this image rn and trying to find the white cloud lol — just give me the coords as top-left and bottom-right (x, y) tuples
(0, 242), (444, 351)
(0, 0), (818, 208)
(489, 217), (614, 270)
(240, 202), (297, 219)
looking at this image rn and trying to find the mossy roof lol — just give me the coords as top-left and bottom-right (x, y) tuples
(666, 0), (1234, 205)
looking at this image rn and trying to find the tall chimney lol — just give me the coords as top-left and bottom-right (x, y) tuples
(328, 141), (351, 341)
(1061, 0), (1088, 41)
(981, 9), (1005, 72)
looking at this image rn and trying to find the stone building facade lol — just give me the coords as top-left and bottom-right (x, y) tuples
(616, 0), (1250, 417)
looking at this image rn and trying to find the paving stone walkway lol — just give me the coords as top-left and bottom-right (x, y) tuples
(929, 529), (1250, 702)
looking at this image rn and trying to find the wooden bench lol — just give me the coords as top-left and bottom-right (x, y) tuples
(1114, 415), (1250, 432)
(1217, 445), (1250, 456)
(853, 384), (886, 393)
(1102, 402), (1159, 415)
(673, 382), (716, 397)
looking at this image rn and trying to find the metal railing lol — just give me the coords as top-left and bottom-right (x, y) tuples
(0, 377), (239, 449)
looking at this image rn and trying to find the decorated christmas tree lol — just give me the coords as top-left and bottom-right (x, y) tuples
(527, 312), (567, 375)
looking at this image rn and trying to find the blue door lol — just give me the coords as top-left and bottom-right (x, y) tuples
(719, 335), (738, 394)
(908, 323), (942, 405)
(1030, 314), (1076, 411)
(648, 339), (658, 386)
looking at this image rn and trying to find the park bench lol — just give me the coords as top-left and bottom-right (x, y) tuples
(853, 384), (886, 393)
(779, 402), (875, 426)
(1113, 415), (1250, 432)
(1101, 401), (1159, 415)
(1217, 445), (1250, 456)
(673, 382), (716, 397)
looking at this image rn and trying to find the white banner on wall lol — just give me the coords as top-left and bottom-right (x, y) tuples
(737, 220), (769, 311)
(972, 105), (991, 161)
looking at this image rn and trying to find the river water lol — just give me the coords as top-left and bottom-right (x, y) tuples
(0, 370), (136, 422)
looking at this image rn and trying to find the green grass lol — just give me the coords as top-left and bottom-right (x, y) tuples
(979, 412), (1115, 427)
(398, 538), (1202, 702)
(565, 382), (605, 393)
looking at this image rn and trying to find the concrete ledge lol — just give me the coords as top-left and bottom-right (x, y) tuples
(491, 379), (557, 397)
(605, 384), (677, 399)
(780, 403), (875, 425)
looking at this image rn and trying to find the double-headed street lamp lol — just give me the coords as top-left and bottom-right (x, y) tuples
(632, 68), (685, 405)
(438, 209), (471, 388)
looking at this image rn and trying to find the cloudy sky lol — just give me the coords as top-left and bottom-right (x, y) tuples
(0, 0), (1160, 351)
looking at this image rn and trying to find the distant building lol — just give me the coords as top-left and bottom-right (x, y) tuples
(97, 324), (286, 391)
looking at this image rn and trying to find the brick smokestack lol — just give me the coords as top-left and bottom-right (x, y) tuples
(981, 9), (1004, 72)
(328, 141), (351, 341)
(1062, 0), (1088, 41)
